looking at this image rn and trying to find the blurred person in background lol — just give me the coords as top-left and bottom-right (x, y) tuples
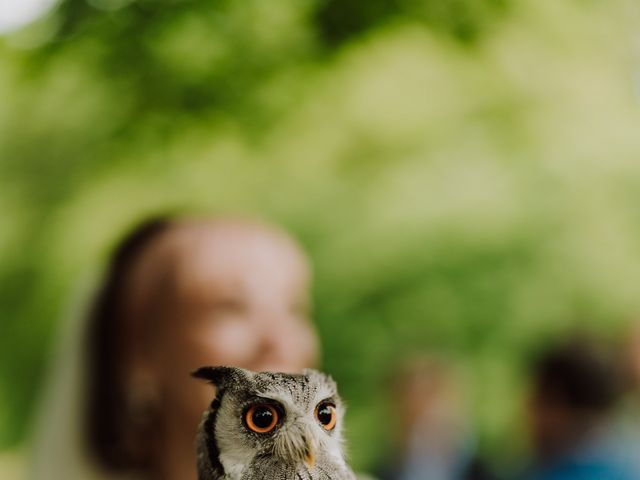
(626, 322), (640, 399)
(29, 216), (319, 480)
(618, 321), (640, 473)
(377, 356), (497, 480)
(520, 337), (638, 480)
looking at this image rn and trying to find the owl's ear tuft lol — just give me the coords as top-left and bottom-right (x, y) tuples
(191, 366), (252, 388)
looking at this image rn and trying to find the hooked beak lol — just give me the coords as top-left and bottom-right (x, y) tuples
(304, 449), (315, 469)
(274, 423), (318, 469)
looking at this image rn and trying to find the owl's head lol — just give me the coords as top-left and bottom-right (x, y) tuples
(192, 366), (354, 480)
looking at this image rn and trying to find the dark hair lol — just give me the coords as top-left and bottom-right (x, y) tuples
(85, 217), (172, 471)
(531, 338), (624, 412)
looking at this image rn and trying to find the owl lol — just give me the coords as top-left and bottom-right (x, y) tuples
(192, 366), (356, 480)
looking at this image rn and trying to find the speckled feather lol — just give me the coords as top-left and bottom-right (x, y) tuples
(192, 367), (356, 480)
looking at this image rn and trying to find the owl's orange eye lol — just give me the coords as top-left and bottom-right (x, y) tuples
(315, 402), (337, 430)
(245, 404), (279, 434)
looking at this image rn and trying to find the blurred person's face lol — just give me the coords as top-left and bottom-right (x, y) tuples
(125, 221), (319, 476)
(398, 371), (461, 430)
(392, 362), (468, 459)
(527, 387), (574, 459)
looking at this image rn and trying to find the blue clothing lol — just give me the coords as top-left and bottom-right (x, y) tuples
(376, 425), (497, 480)
(525, 461), (636, 480)
(522, 428), (640, 480)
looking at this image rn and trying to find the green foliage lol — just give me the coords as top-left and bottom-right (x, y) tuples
(1, 0), (640, 471)
(315, 0), (508, 45)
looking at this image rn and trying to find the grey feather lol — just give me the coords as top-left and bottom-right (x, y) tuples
(192, 367), (356, 480)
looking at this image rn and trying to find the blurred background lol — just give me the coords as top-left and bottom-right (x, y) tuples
(2, 0), (640, 478)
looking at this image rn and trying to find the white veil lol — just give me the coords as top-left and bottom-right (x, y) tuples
(28, 279), (136, 480)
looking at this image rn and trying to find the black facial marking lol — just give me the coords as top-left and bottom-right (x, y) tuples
(203, 394), (225, 477)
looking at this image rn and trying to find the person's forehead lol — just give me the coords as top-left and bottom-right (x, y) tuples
(169, 223), (310, 298)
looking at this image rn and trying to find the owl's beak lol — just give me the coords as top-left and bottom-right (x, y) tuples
(275, 422), (318, 469)
(304, 450), (315, 469)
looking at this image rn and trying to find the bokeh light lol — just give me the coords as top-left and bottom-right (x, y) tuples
(0, 0), (56, 34)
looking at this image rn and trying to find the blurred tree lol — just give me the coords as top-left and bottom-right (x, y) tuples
(315, 0), (508, 45)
